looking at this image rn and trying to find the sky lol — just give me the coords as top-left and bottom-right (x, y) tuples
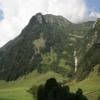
(86, 0), (100, 12)
(0, 0), (100, 47)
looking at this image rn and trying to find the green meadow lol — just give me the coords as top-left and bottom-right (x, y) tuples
(0, 70), (99, 100)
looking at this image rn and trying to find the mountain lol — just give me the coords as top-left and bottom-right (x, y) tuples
(0, 13), (96, 81)
(77, 18), (100, 80)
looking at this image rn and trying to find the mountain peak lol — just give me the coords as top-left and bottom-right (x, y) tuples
(44, 14), (71, 25)
(29, 13), (71, 26)
(29, 12), (44, 25)
(35, 13), (43, 24)
(0, 13), (95, 81)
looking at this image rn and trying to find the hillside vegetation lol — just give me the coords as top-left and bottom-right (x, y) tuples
(0, 13), (99, 100)
(0, 13), (95, 81)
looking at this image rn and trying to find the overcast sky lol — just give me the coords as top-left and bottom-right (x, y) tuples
(0, 0), (100, 47)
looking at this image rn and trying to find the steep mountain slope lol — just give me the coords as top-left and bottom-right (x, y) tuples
(0, 13), (94, 81)
(77, 18), (100, 80)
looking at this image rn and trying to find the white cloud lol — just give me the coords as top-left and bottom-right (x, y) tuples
(0, 0), (100, 47)
(48, 0), (87, 22)
(89, 11), (100, 21)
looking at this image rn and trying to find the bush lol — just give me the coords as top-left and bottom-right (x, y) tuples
(29, 78), (88, 100)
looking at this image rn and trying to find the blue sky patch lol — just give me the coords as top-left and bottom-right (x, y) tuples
(86, 0), (100, 12)
(0, 9), (4, 21)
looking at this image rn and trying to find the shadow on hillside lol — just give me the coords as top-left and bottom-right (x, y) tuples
(29, 78), (88, 100)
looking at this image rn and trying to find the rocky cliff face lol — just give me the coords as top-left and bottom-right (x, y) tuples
(0, 13), (94, 81)
(77, 18), (100, 80)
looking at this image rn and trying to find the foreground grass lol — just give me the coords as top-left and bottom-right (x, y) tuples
(70, 67), (100, 100)
(0, 88), (33, 100)
(0, 71), (65, 100)
(0, 70), (99, 100)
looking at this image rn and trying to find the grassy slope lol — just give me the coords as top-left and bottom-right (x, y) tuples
(0, 71), (65, 100)
(70, 66), (100, 100)
(0, 70), (99, 100)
